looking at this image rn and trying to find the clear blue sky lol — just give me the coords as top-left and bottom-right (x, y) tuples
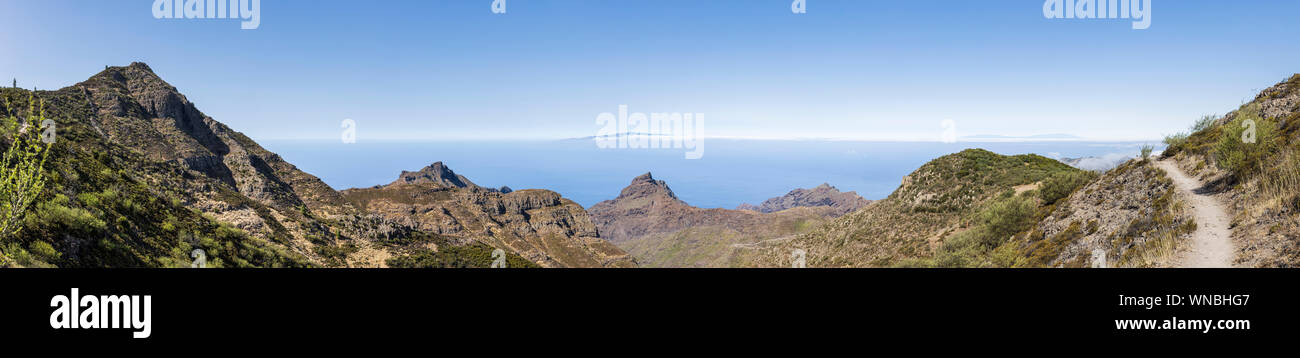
(3, 0), (1298, 141)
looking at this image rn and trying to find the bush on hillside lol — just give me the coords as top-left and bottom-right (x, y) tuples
(1214, 106), (1280, 179)
(1192, 114), (1218, 132)
(1163, 132), (1189, 149)
(978, 195), (1037, 247)
(1038, 170), (1097, 205)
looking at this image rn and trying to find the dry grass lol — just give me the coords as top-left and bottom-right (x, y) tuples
(1260, 148), (1300, 208)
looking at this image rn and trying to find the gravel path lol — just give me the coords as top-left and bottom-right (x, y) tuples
(1154, 159), (1234, 268)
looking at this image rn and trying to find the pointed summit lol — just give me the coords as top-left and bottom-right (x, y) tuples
(79, 62), (202, 126)
(391, 161), (479, 189)
(128, 61), (153, 72)
(618, 172), (677, 200)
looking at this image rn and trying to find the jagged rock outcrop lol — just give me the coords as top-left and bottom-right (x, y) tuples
(736, 183), (871, 216)
(390, 161), (479, 188)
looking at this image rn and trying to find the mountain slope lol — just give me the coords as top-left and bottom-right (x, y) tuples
(1162, 73), (1300, 267)
(732, 149), (1105, 267)
(1016, 159), (1194, 268)
(1, 65), (325, 267)
(0, 63), (587, 268)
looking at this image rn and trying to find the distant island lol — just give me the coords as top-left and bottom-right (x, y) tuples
(961, 133), (1083, 140)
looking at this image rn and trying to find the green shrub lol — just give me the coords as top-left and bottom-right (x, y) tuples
(1039, 170), (1097, 205)
(932, 228), (987, 268)
(1214, 106), (1279, 179)
(30, 201), (106, 233)
(977, 195), (1037, 247)
(1163, 132), (1189, 149)
(28, 240), (60, 261)
(0, 94), (52, 243)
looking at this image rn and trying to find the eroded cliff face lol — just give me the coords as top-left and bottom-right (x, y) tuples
(345, 163), (637, 268)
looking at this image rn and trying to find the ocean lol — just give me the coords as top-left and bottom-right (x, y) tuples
(259, 139), (1160, 209)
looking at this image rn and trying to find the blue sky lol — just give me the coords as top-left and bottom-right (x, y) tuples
(2, 0), (1298, 141)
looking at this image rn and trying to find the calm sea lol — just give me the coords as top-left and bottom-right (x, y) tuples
(259, 139), (1159, 209)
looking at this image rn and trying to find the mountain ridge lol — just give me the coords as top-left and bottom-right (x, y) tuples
(1, 63), (628, 268)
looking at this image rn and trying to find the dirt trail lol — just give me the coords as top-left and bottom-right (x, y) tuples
(1153, 159), (1234, 268)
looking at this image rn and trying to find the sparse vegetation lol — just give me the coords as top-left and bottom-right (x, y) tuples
(1261, 150), (1300, 207)
(387, 245), (539, 268)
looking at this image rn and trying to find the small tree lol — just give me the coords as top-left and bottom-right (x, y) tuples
(0, 94), (53, 257)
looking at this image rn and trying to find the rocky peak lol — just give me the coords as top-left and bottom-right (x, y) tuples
(618, 172), (678, 200)
(66, 63), (352, 215)
(78, 62), (216, 152)
(390, 161), (479, 189)
(738, 183), (871, 215)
